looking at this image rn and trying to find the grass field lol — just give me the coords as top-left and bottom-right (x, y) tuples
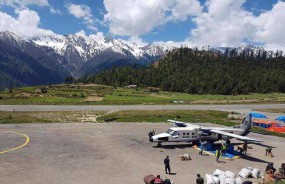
(253, 108), (285, 113)
(1, 109), (284, 138)
(0, 111), (105, 124)
(97, 110), (237, 126)
(0, 83), (284, 105)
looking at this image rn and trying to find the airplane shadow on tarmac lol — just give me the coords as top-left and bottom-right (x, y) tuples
(241, 154), (270, 164)
(152, 143), (194, 149)
(252, 142), (276, 149)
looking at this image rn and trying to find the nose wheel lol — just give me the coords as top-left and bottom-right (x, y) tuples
(157, 142), (162, 147)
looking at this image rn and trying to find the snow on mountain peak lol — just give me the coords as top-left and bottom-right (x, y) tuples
(31, 33), (181, 62)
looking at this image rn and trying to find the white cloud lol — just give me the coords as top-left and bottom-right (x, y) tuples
(190, 0), (285, 51)
(0, 0), (60, 14)
(0, 9), (54, 38)
(103, 0), (202, 37)
(1, 0), (49, 7)
(191, 0), (257, 47)
(66, 3), (97, 31)
(67, 4), (91, 18)
(171, 0), (202, 21)
(255, 1), (285, 51)
(128, 36), (147, 47)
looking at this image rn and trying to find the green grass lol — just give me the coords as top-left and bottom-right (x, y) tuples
(0, 84), (284, 105)
(0, 111), (105, 124)
(104, 89), (285, 104)
(253, 108), (285, 113)
(98, 110), (237, 126)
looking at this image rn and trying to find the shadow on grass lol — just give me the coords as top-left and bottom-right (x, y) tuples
(104, 118), (118, 122)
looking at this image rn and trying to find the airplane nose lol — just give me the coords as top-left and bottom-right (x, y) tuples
(149, 137), (153, 142)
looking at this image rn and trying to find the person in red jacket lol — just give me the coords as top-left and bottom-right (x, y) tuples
(154, 175), (164, 184)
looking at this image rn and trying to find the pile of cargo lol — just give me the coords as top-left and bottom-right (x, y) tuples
(206, 167), (263, 184)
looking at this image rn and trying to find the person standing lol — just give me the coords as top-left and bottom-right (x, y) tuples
(196, 174), (204, 184)
(199, 140), (207, 155)
(219, 140), (227, 155)
(164, 155), (171, 174)
(242, 142), (248, 154)
(215, 148), (221, 163)
(148, 131), (153, 138)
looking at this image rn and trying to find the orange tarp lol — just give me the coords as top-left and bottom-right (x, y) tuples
(253, 119), (279, 125)
(266, 124), (285, 133)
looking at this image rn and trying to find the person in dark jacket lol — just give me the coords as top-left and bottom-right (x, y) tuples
(164, 155), (171, 174)
(148, 131), (153, 138)
(196, 174), (204, 184)
(266, 162), (276, 174)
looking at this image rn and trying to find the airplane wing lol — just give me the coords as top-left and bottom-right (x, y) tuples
(167, 120), (199, 128)
(209, 129), (263, 142)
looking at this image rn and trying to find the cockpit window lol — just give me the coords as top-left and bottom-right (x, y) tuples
(166, 129), (179, 136)
(166, 129), (173, 134)
(173, 131), (180, 136)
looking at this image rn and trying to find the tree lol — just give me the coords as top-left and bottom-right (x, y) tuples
(64, 76), (75, 84)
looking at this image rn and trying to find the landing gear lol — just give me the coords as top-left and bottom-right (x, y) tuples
(157, 142), (162, 147)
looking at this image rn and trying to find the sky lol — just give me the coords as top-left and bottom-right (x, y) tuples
(0, 0), (285, 50)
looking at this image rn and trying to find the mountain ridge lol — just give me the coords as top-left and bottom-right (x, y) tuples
(0, 31), (282, 90)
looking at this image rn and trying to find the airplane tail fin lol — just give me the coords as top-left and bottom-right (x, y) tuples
(240, 114), (252, 136)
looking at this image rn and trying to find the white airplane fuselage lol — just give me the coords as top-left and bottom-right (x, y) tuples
(149, 126), (245, 143)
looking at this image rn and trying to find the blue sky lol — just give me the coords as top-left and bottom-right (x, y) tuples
(0, 0), (284, 50)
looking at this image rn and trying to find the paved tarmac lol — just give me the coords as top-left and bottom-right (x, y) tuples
(0, 104), (285, 113)
(0, 123), (284, 184)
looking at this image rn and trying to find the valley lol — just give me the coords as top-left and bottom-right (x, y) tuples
(0, 84), (284, 105)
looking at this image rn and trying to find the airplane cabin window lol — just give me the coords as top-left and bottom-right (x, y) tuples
(183, 133), (186, 135)
(192, 133), (194, 135)
(187, 133), (189, 135)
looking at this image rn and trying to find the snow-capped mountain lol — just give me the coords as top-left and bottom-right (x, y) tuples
(0, 31), (278, 90)
(31, 32), (182, 72)
(0, 31), (182, 89)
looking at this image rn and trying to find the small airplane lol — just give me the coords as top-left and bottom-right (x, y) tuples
(149, 114), (262, 147)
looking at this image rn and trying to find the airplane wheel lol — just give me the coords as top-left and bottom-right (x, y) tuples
(157, 143), (162, 147)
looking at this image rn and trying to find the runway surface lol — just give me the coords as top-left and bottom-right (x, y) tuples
(0, 123), (284, 184)
(0, 104), (284, 113)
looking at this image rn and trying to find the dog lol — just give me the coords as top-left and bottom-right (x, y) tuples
(179, 154), (192, 161)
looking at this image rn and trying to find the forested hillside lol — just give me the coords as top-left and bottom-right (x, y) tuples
(0, 39), (64, 90)
(81, 48), (285, 95)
